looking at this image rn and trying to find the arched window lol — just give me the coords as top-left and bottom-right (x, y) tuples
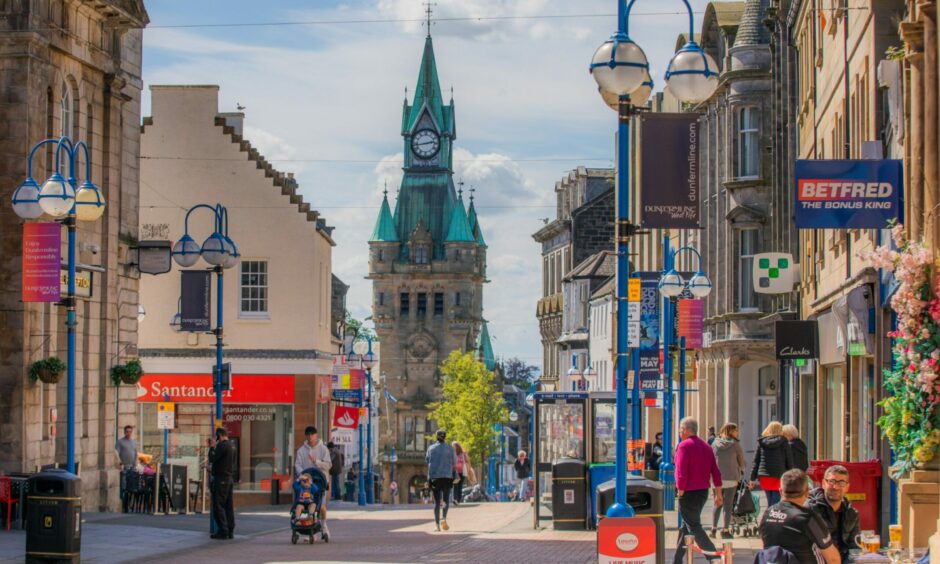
(60, 82), (72, 138)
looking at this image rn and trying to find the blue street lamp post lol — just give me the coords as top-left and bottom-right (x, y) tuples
(171, 204), (240, 424)
(363, 338), (377, 504)
(12, 136), (108, 474)
(358, 384), (366, 506)
(657, 235), (712, 510)
(347, 337), (377, 506)
(590, 0), (718, 519)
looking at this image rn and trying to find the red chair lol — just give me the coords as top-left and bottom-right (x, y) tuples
(0, 477), (18, 530)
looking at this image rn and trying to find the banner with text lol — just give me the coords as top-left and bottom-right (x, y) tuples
(180, 270), (211, 332)
(794, 159), (903, 228)
(22, 223), (61, 302)
(677, 299), (705, 349)
(636, 273), (661, 400)
(640, 113), (701, 228)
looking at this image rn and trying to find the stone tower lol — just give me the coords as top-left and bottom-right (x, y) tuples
(368, 33), (487, 501)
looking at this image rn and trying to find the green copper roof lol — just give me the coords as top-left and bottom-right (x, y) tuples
(402, 36), (455, 137)
(446, 196), (475, 243)
(477, 322), (496, 371)
(370, 192), (398, 242)
(394, 172), (457, 257)
(467, 199), (486, 246)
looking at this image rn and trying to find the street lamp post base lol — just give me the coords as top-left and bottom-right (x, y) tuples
(606, 502), (635, 518)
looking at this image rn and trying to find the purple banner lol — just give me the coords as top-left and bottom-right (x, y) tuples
(22, 223), (61, 302)
(677, 299), (704, 350)
(640, 114), (701, 228)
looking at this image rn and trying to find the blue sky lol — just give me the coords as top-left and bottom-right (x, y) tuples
(142, 0), (713, 369)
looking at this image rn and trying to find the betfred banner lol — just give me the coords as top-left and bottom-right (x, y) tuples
(640, 113), (701, 228)
(794, 159), (903, 228)
(597, 517), (658, 563)
(22, 223), (61, 302)
(636, 273), (661, 399)
(136, 374), (295, 403)
(332, 405), (360, 430)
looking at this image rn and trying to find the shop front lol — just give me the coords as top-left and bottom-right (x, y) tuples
(136, 373), (299, 494)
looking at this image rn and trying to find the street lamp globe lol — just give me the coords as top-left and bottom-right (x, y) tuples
(221, 235), (240, 269)
(11, 178), (44, 219)
(590, 34), (649, 97)
(665, 42), (719, 104)
(583, 364), (598, 390)
(659, 269), (685, 298)
(201, 232), (229, 266)
(688, 272), (713, 298)
(38, 172), (75, 217)
(172, 234), (202, 267)
(74, 181), (106, 222)
(362, 351), (377, 370)
(631, 71), (654, 107)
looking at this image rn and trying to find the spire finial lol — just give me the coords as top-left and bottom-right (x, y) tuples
(457, 178), (464, 198)
(423, 2), (435, 37)
(469, 185), (476, 203)
(383, 179), (388, 198)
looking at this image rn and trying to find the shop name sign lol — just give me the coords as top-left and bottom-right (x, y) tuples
(136, 374), (295, 403)
(794, 160), (903, 228)
(775, 320), (819, 360)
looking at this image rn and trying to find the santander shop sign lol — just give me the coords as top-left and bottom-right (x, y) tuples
(136, 374), (295, 403)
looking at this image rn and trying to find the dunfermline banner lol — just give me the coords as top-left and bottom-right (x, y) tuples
(794, 159), (903, 229)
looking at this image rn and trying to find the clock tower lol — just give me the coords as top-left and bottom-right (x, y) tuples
(367, 32), (487, 502)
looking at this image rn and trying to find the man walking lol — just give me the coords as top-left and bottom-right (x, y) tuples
(115, 425), (138, 470)
(328, 441), (344, 501)
(208, 427), (236, 539)
(805, 465), (860, 561)
(295, 426), (332, 536)
(673, 417), (723, 563)
(426, 429), (456, 531)
(513, 450), (531, 501)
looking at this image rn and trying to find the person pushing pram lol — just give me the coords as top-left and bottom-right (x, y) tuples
(291, 471), (322, 522)
(290, 467), (330, 544)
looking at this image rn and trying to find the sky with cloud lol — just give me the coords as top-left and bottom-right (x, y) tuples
(142, 0), (712, 370)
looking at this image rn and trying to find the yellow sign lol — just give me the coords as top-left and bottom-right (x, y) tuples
(628, 278), (641, 302)
(157, 402), (175, 430)
(44, 516), (53, 528)
(845, 493), (866, 502)
(60, 269), (93, 298)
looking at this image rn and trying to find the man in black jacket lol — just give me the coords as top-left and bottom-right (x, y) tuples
(208, 427), (236, 539)
(804, 465), (860, 561)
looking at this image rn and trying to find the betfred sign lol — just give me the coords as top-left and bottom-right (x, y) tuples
(794, 160), (903, 228)
(136, 374), (295, 403)
(597, 517), (657, 563)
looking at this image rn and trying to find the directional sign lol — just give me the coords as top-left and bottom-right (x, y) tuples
(332, 389), (362, 402)
(627, 302), (641, 348)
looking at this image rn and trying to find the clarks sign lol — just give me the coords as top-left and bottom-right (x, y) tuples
(775, 321), (819, 360)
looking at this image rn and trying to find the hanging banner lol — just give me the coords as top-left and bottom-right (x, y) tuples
(22, 223), (61, 302)
(636, 273), (661, 399)
(640, 113), (701, 228)
(677, 299), (705, 349)
(180, 270), (211, 331)
(794, 159), (903, 228)
(775, 320), (819, 360)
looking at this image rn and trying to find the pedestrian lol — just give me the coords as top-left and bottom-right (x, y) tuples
(426, 429), (456, 531)
(328, 441), (344, 501)
(782, 424), (809, 472)
(711, 422), (746, 539)
(804, 465), (860, 561)
(706, 426), (717, 445)
(673, 417), (723, 564)
(389, 479), (399, 504)
(115, 425), (138, 471)
(647, 432), (664, 471)
(749, 421), (793, 509)
(345, 465), (357, 502)
(294, 426), (332, 537)
(758, 469), (840, 564)
(452, 441), (475, 505)
(208, 427), (236, 540)
(513, 450), (532, 501)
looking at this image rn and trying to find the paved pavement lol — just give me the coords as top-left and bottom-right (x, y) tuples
(0, 500), (763, 563)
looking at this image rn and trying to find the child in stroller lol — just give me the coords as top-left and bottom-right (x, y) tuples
(290, 467), (329, 544)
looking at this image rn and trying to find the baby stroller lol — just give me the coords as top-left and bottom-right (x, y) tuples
(730, 480), (761, 537)
(291, 467), (329, 544)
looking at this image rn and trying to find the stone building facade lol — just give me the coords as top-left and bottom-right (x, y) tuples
(368, 35), (487, 502)
(0, 1), (148, 510)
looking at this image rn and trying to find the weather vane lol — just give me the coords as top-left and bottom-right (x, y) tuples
(423, 1), (436, 36)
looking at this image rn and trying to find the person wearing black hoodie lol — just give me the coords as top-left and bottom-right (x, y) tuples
(782, 424), (809, 471)
(804, 465), (860, 562)
(749, 421), (793, 509)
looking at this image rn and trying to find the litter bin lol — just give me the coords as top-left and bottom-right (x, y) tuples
(596, 476), (665, 564)
(807, 459), (882, 531)
(26, 469), (81, 564)
(552, 457), (587, 530)
(587, 463), (615, 528)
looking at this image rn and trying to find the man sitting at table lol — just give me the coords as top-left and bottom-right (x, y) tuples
(759, 469), (840, 564)
(805, 465), (860, 562)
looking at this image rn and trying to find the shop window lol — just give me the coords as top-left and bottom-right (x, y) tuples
(240, 260), (268, 316)
(417, 292), (427, 317)
(736, 106), (760, 178)
(400, 292), (410, 316)
(738, 229), (758, 310)
(433, 292), (444, 316)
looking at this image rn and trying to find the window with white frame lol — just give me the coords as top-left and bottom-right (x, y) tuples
(738, 229), (758, 310)
(240, 260), (269, 316)
(60, 82), (73, 138)
(737, 106), (760, 178)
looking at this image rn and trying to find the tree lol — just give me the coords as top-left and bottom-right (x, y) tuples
(428, 351), (509, 467)
(345, 310), (377, 342)
(503, 357), (539, 390)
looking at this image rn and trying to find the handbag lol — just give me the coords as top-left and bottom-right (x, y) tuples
(733, 480), (756, 515)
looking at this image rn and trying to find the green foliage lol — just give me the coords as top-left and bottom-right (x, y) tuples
(885, 45), (905, 61)
(28, 356), (66, 383)
(111, 359), (145, 386)
(345, 310), (378, 342)
(428, 351), (509, 466)
(503, 357), (539, 389)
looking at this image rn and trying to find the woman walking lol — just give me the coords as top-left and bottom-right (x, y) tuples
(452, 441), (475, 505)
(711, 423), (746, 539)
(782, 424), (809, 471)
(749, 421), (793, 508)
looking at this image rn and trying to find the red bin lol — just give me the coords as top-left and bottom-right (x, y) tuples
(807, 460), (882, 531)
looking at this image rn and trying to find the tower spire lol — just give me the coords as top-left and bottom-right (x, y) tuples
(423, 1), (434, 37)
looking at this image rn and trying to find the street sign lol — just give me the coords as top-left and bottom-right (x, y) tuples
(135, 240), (172, 275)
(627, 278), (641, 302)
(597, 517), (658, 563)
(330, 428), (354, 445)
(332, 389), (362, 402)
(157, 402), (175, 430)
(627, 302), (641, 348)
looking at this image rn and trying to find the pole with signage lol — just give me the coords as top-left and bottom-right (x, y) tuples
(660, 235), (675, 511)
(678, 337), (686, 423)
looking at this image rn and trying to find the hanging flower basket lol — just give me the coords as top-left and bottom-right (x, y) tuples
(29, 357), (66, 384)
(861, 223), (940, 476)
(111, 359), (144, 386)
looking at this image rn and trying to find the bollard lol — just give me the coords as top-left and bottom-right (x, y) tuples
(271, 478), (281, 505)
(721, 541), (733, 564)
(685, 535), (696, 564)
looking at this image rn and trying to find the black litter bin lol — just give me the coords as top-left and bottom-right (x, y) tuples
(596, 477), (665, 564)
(551, 457), (587, 530)
(26, 469), (82, 564)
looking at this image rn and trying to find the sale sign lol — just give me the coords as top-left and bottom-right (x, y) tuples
(332, 405), (360, 430)
(598, 517), (658, 563)
(22, 223), (61, 302)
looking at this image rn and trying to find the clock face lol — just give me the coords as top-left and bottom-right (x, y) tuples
(411, 129), (440, 159)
